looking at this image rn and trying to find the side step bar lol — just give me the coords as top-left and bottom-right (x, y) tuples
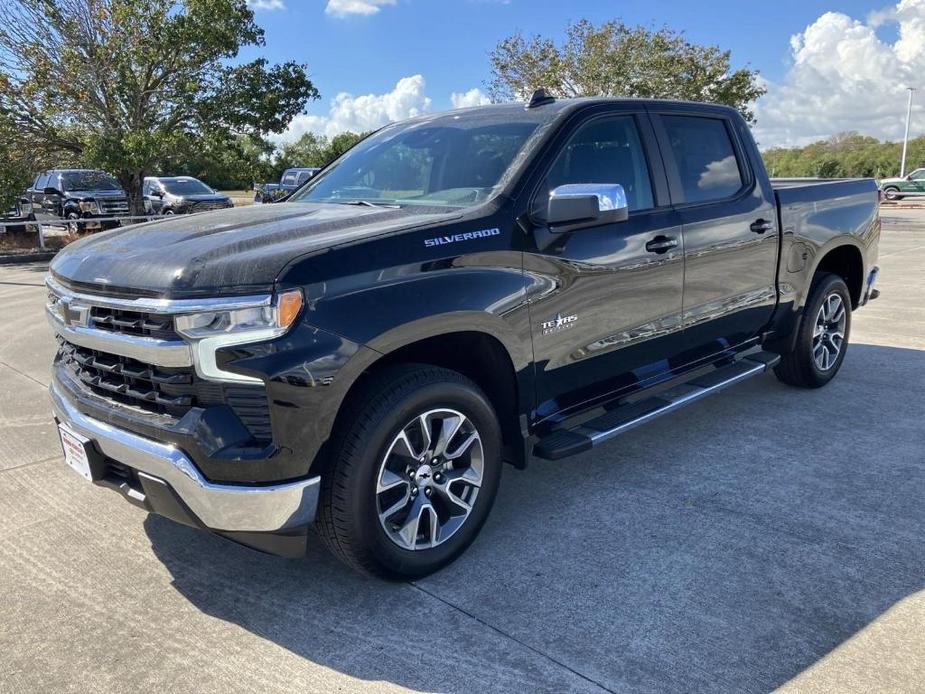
(533, 351), (781, 461)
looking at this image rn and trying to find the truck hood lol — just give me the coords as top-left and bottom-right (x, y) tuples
(51, 202), (458, 297)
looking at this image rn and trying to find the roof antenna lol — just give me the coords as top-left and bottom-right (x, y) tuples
(526, 88), (555, 109)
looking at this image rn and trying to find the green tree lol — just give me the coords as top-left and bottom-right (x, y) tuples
(168, 132), (275, 190)
(0, 0), (319, 212)
(761, 132), (925, 180)
(273, 130), (369, 176)
(488, 19), (767, 123)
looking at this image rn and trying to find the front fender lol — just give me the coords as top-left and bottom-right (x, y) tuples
(284, 244), (533, 374)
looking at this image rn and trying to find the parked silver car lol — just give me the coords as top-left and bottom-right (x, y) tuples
(144, 176), (233, 215)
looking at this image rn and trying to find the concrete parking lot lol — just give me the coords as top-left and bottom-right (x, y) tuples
(0, 210), (923, 694)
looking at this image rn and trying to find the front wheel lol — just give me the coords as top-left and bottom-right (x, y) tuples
(774, 273), (852, 388)
(65, 211), (85, 234)
(316, 365), (502, 579)
(883, 186), (903, 201)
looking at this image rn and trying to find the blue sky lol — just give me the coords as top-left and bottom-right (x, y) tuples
(243, 0), (925, 147)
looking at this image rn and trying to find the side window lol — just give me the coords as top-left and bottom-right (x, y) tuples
(35, 173), (48, 190)
(910, 169), (925, 180)
(143, 180), (153, 195)
(661, 115), (744, 203)
(545, 115), (654, 211)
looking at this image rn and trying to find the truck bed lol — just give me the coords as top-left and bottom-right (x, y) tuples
(770, 176), (880, 312)
(771, 177), (879, 227)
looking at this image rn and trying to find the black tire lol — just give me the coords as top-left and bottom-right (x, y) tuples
(774, 273), (852, 388)
(883, 186), (903, 201)
(65, 212), (85, 234)
(316, 365), (503, 579)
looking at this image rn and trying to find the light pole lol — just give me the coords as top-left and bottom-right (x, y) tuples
(900, 87), (915, 178)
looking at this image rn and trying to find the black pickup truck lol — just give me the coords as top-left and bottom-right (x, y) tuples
(26, 169), (130, 231)
(46, 96), (880, 579)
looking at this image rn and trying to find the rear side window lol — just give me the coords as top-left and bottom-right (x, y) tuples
(545, 115), (654, 211)
(661, 116), (744, 204)
(35, 173), (48, 189)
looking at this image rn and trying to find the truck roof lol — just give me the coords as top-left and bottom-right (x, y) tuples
(420, 96), (741, 125)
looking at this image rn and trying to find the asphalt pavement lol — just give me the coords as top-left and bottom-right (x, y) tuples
(0, 210), (923, 693)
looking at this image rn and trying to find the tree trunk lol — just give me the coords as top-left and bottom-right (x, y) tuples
(118, 170), (147, 219)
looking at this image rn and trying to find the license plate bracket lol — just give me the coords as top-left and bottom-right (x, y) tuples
(57, 424), (103, 482)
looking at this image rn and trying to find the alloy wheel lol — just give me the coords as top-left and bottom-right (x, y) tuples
(812, 292), (847, 371)
(376, 408), (483, 551)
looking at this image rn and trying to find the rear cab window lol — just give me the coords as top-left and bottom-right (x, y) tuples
(659, 115), (746, 204)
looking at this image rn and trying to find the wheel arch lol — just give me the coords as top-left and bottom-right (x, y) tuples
(811, 242), (865, 308)
(314, 328), (529, 477)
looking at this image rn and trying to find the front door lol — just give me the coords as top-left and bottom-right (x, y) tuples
(31, 172), (59, 224)
(524, 109), (685, 420)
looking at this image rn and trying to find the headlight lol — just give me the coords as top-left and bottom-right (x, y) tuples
(175, 289), (303, 383)
(79, 200), (99, 214)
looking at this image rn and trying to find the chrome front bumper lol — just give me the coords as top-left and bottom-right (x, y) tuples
(50, 381), (320, 533)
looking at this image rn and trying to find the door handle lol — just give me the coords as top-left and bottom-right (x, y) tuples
(645, 235), (678, 254)
(750, 219), (773, 234)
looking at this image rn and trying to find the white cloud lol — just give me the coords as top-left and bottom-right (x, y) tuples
(450, 87), (492, 108)
(325, 0), (395, 17)
(247, 0), (285, 10)
(755, 0), (925, 148)
(276, 75), (432, 142)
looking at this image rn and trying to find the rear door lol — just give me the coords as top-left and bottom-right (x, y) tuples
(651, 109), (778, 361)
(523, 106), (685, 419)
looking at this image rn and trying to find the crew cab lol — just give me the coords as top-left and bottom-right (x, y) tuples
(144, 176), (233, 215)
(254, 167), (320, 202)
(27, 169), (129, 231)
(46, 95), (880, 579)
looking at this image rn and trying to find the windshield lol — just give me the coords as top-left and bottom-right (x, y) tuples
(61, 171), (121, 191)
(161, 178), (214, 195)
(290, 115), (543, 208)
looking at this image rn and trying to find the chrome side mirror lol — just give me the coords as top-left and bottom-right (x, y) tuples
(547, 183), (629, 232)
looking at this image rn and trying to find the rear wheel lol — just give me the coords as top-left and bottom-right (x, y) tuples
(774, 273), (852, 388)
(316, 365), (502, 579)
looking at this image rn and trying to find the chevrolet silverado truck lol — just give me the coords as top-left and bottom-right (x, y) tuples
(46, 95), (880, 579)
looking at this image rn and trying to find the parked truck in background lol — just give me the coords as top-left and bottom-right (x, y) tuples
(254, 167), (320, 203)
(46, 95), (880, 579)
(25, 169), (130, 231)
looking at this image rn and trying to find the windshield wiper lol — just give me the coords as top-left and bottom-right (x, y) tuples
(332, 199), (401, 209)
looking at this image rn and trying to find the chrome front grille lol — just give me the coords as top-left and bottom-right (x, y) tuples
(88, 306), (180, 341)
(57, 338), (272, 439)
(98, 198), (129, 215)
(47, 278), (273, 441)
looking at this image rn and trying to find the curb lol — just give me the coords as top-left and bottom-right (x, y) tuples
(0, 250), (56, 265)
